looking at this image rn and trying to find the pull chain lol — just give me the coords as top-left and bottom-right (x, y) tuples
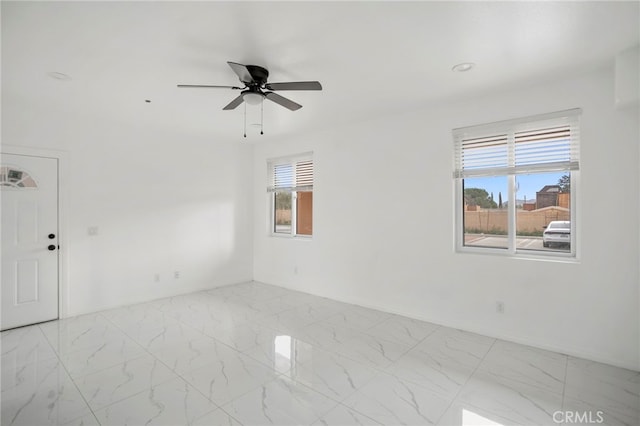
(261, 98), (264, 135)
(243, 102), (247, 138)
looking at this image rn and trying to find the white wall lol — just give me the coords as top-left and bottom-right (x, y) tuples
(253, 66), (640, 371)
(2, 96), (254, 316)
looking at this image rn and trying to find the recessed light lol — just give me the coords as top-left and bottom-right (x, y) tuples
(452, 63), (475, 72)
(47, 71), (72, 81)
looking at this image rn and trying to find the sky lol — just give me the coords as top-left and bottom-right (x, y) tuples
(464, 172), (566, 203)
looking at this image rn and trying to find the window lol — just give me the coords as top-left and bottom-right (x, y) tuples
(268, 154), (313, 237)
(0, 166), (38, 188)
(453, 109), (580, 257)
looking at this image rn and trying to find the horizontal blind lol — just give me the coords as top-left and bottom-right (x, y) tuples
(453, 109), (580, 178)
(455, 134), (508, 177)
(514, 125), (579, 173)
(267, 154), (314, 192)
(295, 160), (313, 191)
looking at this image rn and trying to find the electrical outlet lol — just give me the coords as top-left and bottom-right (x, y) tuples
(88, 226), (99, 236)
(174, 271), (180, 279)
(496, 301), (505, 314)
(154, 273), (160, 282)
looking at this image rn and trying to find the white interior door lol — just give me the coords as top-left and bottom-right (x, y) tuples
(1, 153), (59, 331)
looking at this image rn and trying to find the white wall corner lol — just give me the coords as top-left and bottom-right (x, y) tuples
(615, 45), (640, 109)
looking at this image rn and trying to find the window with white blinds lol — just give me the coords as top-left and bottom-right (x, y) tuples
(267, 153), (314, 237)
(268, 156), (314, 193)
(453, 109), (581, 258)
(453, 109), (580, 178)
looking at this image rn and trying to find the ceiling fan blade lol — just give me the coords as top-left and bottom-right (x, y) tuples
(264, 92), (302, 111)
(222, 94), (245, 110)
(227, 62), (254, 84)
(177, 84), (241, 89)
(265, 81), (322, 91)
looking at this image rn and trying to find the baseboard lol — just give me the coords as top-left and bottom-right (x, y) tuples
(63, 278), (254, 318)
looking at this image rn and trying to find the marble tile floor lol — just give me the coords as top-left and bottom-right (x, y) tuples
(1, 281), (638, 426)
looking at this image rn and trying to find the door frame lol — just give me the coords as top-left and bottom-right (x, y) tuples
(1, 145), (68, 320)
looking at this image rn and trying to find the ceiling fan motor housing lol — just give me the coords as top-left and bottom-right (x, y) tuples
(245, 65), (269, 86)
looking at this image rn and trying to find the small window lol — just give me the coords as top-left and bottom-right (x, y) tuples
(267, 154), (313, 237)
(0, 166), (38, 188)
(454, 109), (580, 258)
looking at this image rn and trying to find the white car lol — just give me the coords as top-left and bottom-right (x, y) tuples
(542, 221), (570, 247)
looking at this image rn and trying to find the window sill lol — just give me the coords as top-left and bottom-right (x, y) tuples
(455, 246), (579, 264)
(269, 233), (313, 240)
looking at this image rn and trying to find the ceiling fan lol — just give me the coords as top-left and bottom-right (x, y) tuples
(177, 61), (322, 111)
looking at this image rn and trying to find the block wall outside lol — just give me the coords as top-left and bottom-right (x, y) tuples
(275, 209), (291, 224)
(464, 207), (570, 234)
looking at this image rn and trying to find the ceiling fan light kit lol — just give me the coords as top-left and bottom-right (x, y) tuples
(243, 92), (263, 105)
(178, 61), (322, 137)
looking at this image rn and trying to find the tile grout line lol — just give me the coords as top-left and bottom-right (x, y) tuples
(99, 310), (253, 425)
(79, 312), (177, 418)
(90, 311), (214, 417)
(167, 292), (339, 426)
(304, 323), (444, 425)
(161, 289), (398, 425)
(432, 337), (499, 425)
(99, 297), (290, 425)
(102, 308), (229, 406)
(35, 322), (103, 426)
(328, 322), (443, 378)
(560, 354), (569, 425)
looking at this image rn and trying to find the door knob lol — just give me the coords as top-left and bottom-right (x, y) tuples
(47, 245), (56, 251)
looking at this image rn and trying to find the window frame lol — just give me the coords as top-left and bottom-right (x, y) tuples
(453, 110), (580, 260)
(267, 153), (313, 239)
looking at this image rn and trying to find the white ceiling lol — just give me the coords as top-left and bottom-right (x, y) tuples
(2, 1), (639, 143)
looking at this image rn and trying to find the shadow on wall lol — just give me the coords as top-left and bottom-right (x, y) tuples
(70, 198), (241, 312)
